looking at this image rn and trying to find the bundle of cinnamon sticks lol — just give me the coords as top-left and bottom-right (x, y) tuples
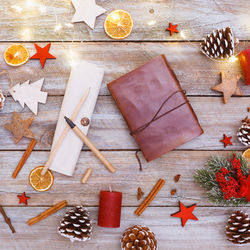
(135, 178), (165, 216)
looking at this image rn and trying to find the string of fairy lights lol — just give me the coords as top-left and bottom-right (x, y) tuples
(10, 0), (77, 65)
(9, 0), (240, 67)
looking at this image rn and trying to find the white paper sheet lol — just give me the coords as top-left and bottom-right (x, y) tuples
(49, 61), (104, 176)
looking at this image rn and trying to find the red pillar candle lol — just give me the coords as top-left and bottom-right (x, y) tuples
(98, 190), (122, 228)
(238, 49), (250, 85)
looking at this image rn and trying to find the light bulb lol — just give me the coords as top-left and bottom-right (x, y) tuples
(39, 5), (46, 13)
(180, 31), (186, 39)
(55, 24), (62, 31)
(26, 0), (35, 8)
(229, 55), (238, 63)
(65, 23), (74, 28)
(11, 5), (23, 13)
(147, 20), (156, 26)
(22, 29), (30, 39)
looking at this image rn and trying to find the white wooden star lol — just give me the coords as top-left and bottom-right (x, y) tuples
(71, 0), (107, 29)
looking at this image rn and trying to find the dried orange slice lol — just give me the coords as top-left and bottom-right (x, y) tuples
(104, 10), (133, 40)
(243, 148), (250, 163)
(4, 44), (29, 66)
(29, 166), (54, 192)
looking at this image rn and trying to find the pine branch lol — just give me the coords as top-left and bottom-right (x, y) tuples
(206, 155), (230, 172)
(194, 169), (217, 190)
(194, 153), (249, 206)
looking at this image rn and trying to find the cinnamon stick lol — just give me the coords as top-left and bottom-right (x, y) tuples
(27, 200), (67, 226)
(12, 139), (37, 179)
(135, 178), (165, 216)
(135, 179), (163, 215)
(0, 205), (16, 233)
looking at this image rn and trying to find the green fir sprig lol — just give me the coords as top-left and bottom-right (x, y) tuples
(194, 153), (249, 206)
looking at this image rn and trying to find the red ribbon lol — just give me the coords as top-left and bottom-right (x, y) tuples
(238, 174), (250, 202)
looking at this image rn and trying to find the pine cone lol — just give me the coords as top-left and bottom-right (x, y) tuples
(237, 118), (250, 146)
(226, 211), (250, 244)
(200, 27), (235, 59)
(0, 89), (5, 111)
(121, 225), (157, 250)
(58, 206), (92, 242)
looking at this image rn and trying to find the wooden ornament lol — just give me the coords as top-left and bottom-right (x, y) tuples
(30, 43), (56, 68)
(17, 192), (30, 205)
(220, 134), (232, 148)
(4, 112), (34, 144)
(71, 0), (106, 29)
(166, 23), (179, 36)
(9, 78), (48, 115)
(171, 201), (198, 227)
(81, 168), (93, 184)
(81, 117), (90, 126)
(211, 72), (242, 104)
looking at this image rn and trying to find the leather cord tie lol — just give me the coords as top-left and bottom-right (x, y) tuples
(130, 90), (189, 136)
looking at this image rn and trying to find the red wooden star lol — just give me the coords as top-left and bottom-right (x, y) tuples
(171, 201), (198, 227)
(220, 134), (232, 148)
(166, 23), (179, 36)
(17, 192), (30, 205)
(30, 43), (56, 68)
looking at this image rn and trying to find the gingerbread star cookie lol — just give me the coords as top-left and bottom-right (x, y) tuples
(211, 72), (242, 104)
(4, 112), (34, 144)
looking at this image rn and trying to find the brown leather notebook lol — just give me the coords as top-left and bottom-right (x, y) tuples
(108, 55), (203, 162)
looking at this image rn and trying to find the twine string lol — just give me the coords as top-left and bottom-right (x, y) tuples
(135, 150), (142, 171)
(130, 90), (189, 136)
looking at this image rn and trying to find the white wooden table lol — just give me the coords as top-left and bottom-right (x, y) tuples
(0, 0), (249, 249)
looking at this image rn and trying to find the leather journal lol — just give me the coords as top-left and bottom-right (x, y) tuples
(108, 55), (203, 162)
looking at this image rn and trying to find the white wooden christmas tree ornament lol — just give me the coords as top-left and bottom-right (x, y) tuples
(71, 0), (106, 29)
(9, 78), (48, 115)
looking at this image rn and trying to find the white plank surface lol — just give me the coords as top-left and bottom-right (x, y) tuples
(1, 0), (250, 249)
(0, 207), (250, 250)
(0, 150), (249, 207)
(0, 42), (249, 96)
(0, 0), (250, 41)
(0, 96), (249, 151)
